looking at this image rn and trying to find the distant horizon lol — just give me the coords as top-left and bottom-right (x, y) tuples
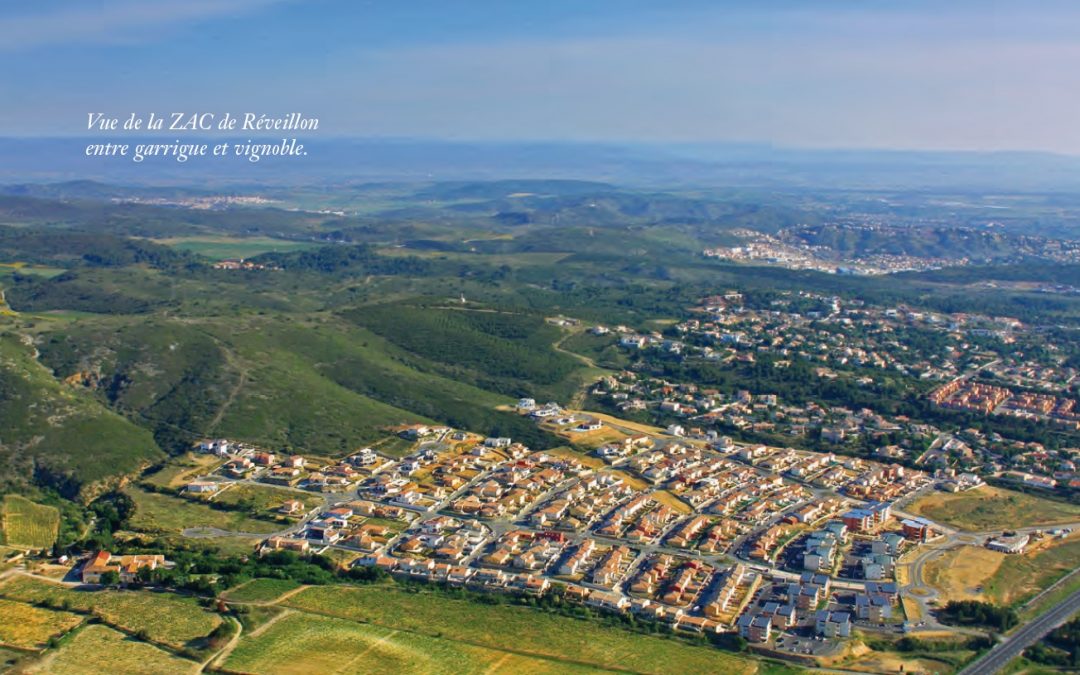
(5, 135), (1080, 194)
(4, 134), (1080, 160)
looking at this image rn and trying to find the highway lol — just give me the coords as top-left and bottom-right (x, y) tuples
(958, 586), (1080, 675)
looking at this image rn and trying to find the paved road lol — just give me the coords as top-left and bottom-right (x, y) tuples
(959, 586), (1080, 675)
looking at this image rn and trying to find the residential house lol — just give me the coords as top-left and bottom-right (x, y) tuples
(815, 610), (852, 638)
(736, 613), (773, 643)
(81, 551), (170, 584)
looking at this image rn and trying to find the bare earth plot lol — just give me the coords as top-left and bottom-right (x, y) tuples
(924, 546), (1005, 603)
(141, 452), (224, 489)
(844, 649), (969, 675)
(925, 533), (1080, 606)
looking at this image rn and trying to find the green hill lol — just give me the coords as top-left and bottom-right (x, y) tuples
(344, 304), (579, 395)
(33, 312), (566, 458)
(0, 334), (163, 498)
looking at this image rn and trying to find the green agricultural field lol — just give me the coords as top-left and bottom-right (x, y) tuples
(224, 577), (302, 604)
(0, 495), (60, 549)
(154, 236), (322, 261)
(485, 654), (612, 674)
(235, 604), (285, 633)
(223, 611), (608, 675)
(125, 486), (282, 536)
(0, 598), (82, 649)
(25, 624), (199, 675)
(0, 576), (221, 650)
(907, 485), (1080, 532)
(285, 586), (759, 674)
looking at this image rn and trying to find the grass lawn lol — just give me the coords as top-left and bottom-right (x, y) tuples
(224, 611), (608, 675)
(25, 624), (199, 675)
(0, 495), (60, 550)
(154, 236), (321, 261)
(285, 586), (759, 674)
(225, 578), (302, 604)
(907, 486), (1080, 532)
(125, 486), (281, 535)
(0, 576), (220, 650)
(0, 598), (82, 649)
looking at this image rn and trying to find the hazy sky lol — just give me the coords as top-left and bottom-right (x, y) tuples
(3, 0), (1080, 153)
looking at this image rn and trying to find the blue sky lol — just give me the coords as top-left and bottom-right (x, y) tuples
(3, 0), (1080, 152)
